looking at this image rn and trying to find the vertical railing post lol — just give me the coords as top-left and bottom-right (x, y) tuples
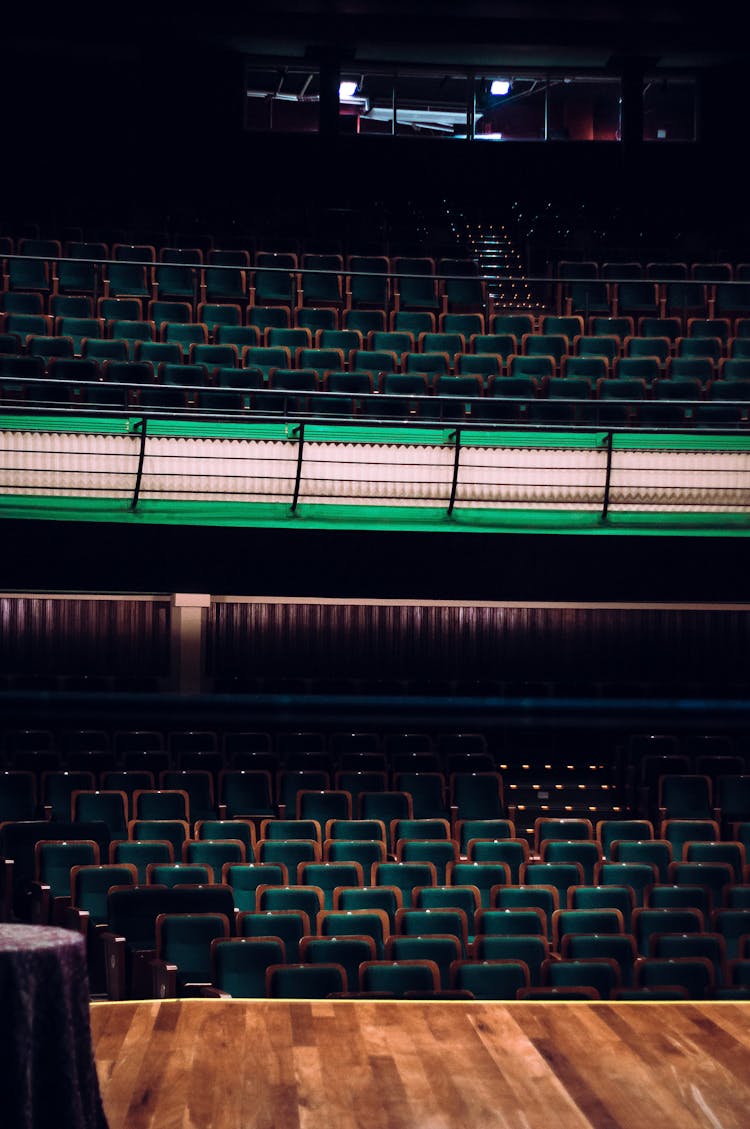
(447, 427), (462, 516)
(601, 429), (614, 520)
(290, 422), (305, 513)
(130, 416), (148, 511)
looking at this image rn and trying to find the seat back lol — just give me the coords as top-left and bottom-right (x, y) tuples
(299, 934), (376, 992)
(211, 936), (286, 998)
(70, 863), (138, 924)
(449, 959), (529, 1000)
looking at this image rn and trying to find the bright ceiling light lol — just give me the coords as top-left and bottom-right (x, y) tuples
(339, 81), (358, 99)
(490, 79), (510, 96)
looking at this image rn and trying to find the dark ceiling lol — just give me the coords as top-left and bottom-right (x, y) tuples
(7, 1), (750, 70)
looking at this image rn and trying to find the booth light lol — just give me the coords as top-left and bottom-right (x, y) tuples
(339, 81), (358, 99)
(490, 79), (510, 96)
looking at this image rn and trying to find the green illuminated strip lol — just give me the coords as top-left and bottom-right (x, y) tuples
(0, 414), (131, 436)
(0, 415), (616, 451)
(2, 414), (748, 454)
(614, 432), (750, 453)
(1, 495), (750, 535)
(3, 415), (750, 536)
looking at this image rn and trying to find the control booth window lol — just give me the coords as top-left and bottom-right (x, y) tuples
(474, 75), (621, 141)
(339, 71), (469, 137)
(338, 71), (394, 135)
(474, 76), (546, 140)
(244, 61), (632, 144)
(245, 66), (320, 132)
(547, 77), (621, 141)
(643, 77), (697, 142)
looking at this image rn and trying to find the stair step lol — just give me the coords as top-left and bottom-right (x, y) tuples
(438, 204), (535, 311)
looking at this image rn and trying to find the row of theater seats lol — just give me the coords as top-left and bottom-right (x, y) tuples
(556, 260), (750, 320)
(0, 241), (484, 275)
(561, 283), (750, 321)
(0, 245), (494, 314)
(6, 239), (750, 318)
(5, 779), (750, 853)
(10, 240), (745, 277)
(48, 875), (750, 1000)
(99, 892), (750, 999)
(3, 348), (748, 389)
(3, 769), (750, 896)
(6, 316), (750, 366)
(3, 277), (750, 335)
(5, 723), (746, 756)
(3, 730), (746, 816)
(5, 300), (750, 349)
(1, 768), (509, 825)
(3, 294), (750, 426)
(558, 260), (750, 280)
(0, 727), (740, 772)
(3, 309), (750, 384)
(0, 726), (493, 761)
(3, 761), (750, 820)
(3, 758), (750, 837)
(4, 813), (750, 1000)
(7, 243), (750, 325)
(3, 353), (750, 425)
(5, 237), (746, 283)
(1, 374), (746, 427)
(2, 726), (745, 773)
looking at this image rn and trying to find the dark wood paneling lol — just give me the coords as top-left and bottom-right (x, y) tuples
(0, 597), (170, 676)
(208, 601), (750, 688)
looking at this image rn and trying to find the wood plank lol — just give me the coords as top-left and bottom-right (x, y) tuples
(90, 1001), (750, 1129)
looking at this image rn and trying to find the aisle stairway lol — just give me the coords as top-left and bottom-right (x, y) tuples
(502, 753), (624, 849)
(443, 205), (537, 311)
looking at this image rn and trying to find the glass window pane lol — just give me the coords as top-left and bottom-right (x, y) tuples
(245, 66), (320, 133)
(547, 77), (621, 141)
(643, 78), (696, 141)
(394, 73), (469, 138)
(474, 76), (546, 140)
(339, 71), (395, 135)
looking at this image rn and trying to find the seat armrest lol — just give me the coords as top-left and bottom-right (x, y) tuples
(0, 859), (14, 922)
(51, 894), (72, 926)
(101, 932), (127, 1000)
(180, 981), (212, 998)
(63, 906), (90, 937)
(29, 881), (52, 925)
(151, 958), (178, 1000)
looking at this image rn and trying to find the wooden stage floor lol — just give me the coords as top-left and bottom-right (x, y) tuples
(91, 999), (750, 1129)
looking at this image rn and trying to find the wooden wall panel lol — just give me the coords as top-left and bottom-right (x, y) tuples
(2, 595), (745, 690)
(208, 601), (750, 688)
(0, 597), (171, 676)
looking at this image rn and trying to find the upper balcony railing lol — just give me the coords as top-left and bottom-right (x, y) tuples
(3, 250), (750, 441)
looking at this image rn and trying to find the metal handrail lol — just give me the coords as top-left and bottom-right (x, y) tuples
(2, 400), (749, 521)
(5, 251), (749, 289)
(0, 378), (748, 434)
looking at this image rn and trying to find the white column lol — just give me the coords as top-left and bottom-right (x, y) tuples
(170, 593), (212, 693)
